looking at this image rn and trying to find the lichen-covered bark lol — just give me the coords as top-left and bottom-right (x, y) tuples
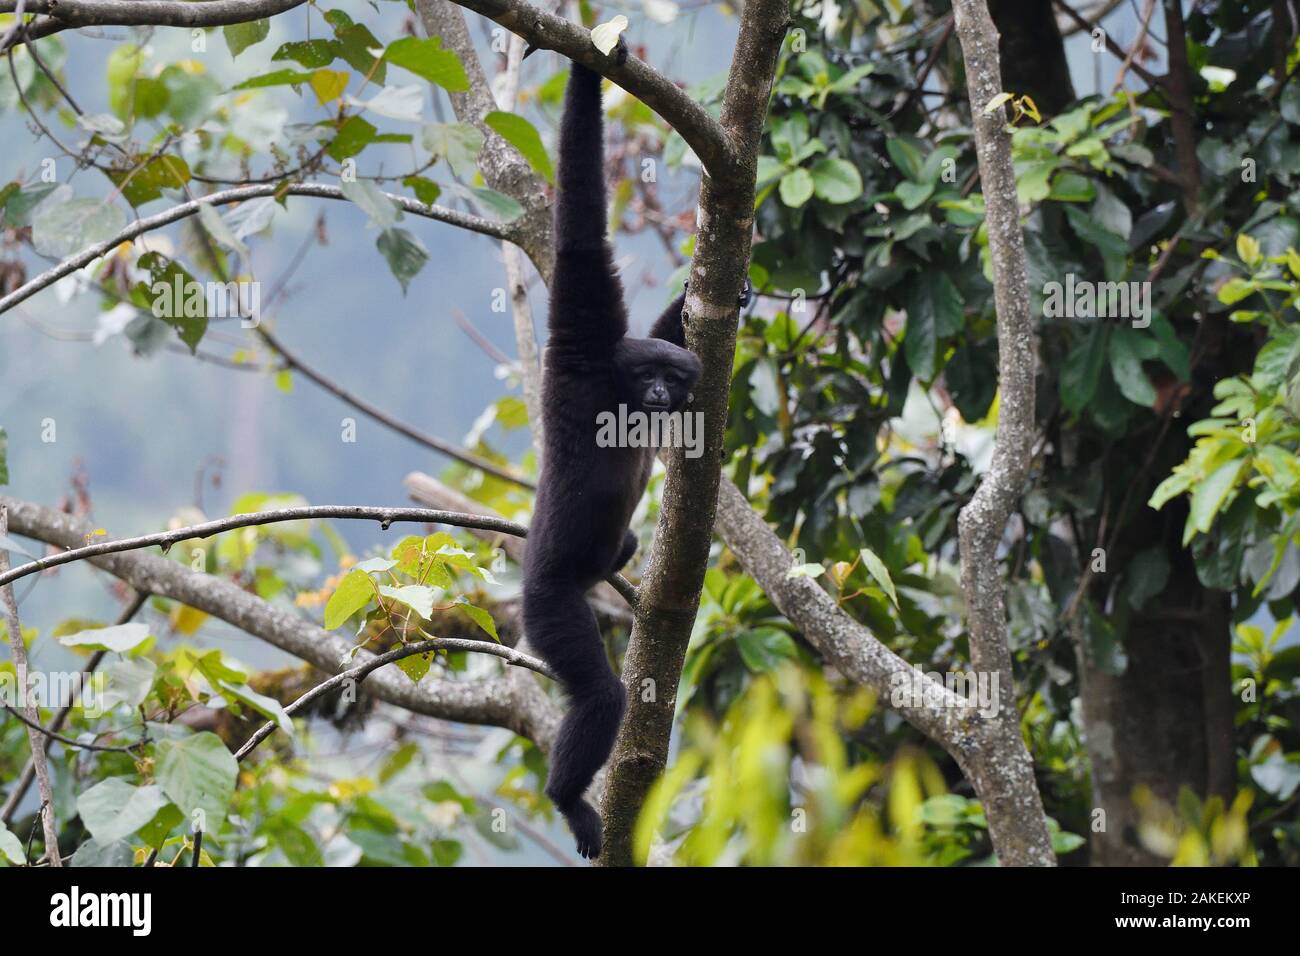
(949, 0), (1055, 866)
(0, 495), (561, 750)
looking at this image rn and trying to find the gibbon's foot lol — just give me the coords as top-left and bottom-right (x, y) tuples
(682, 276), (754, 307)
(559, 799), (603, 859)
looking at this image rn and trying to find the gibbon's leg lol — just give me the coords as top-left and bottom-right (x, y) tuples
(647, 279), (752, 346)
(548, 53), (631, 354)
(523, 573), (627, 859)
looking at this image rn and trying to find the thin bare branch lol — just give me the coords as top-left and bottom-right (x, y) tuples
(0, 182), (513, 317)
(0, 495), (564, 749)
(0, 591), (148, 825)
(0, 506), (62, 865)
(234, 636), (555, 761)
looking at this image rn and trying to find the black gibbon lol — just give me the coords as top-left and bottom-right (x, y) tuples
(521, 47), (703, 860)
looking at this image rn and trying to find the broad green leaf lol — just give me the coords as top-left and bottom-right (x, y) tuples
(98, 657), (157, 711)
(232, 69), (315, 91)
(422, 122), (483, 178)
(786, 563), (824, 579)
(136, 252), (207, 353)
(456, 601), (499, 641)
(1108, 330), (1157, 406)
(1060, 323), (1108, 413)
(77, 779), (169, 844)
(896, 179), (933, 210)
(340, 178), (401, 229)
(453, 184), (523, 222)
(385, 37), (469, 92)
(352, 84), (424, 122)
(379, 584), (437, 619)
(224, 20), (271, 59)
(324, 569), (375, 629)
(485, 111), (554, 183)
(272, 39), (341, 68)
(1188, 458), (1247, 538)
(154, 732), (237, 825)
(215, 681), (293, 735)
(779, 167), (814, 207)
(736, 626), (798, 672)
(376, 227), (429, 293)
(31, 189), (126, 257)
(858, 547), (899, 608)
(326, 115), (378, 161)
(810, 158), (863, 204)
(0, 825), (23, 864)
(58, 622), (150, 653)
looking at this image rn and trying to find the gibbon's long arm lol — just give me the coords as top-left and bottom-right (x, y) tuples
(548, 63), (629, 353)
(648, 292), (688, 346)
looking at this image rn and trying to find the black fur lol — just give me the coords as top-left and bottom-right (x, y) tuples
(522, 54), (704, 860)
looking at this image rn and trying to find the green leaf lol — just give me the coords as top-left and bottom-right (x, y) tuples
(0, 825), (24, 864)
(810, 158), (863, 204)
(1108, 330), (1157, 406)
(324, 569), (376, 629)
(376, 227), (429, 293)
(379, 584), (437, 619)
(779, 167), (814, 207)
(0, 428), (7, 485)
(154, 732), (237, 824)
(108, 154), (192, 206)
(272, 39), (341, 68)
(886, 137), (925, 181)
(77, 779), (169, 844)
(858, 546), (900, 608)
(31, 189), (126, 257)
(454, 184), (523, 222)
(326, 115), (378, 161)
(137, 252), (207, 353)
(1188, 458), (1247, 538)
(340, 178), (401, 229)
(232, 69), (315, 91)
(456, 601), (499, 641)
(736, 626), (798, 672)
(384, 37), (469, 92)
(403, 176), (441, 205)
(422, 122), (483, 178)
(106, 45), (143, 119)
(485, 110), (554, 183)
(1060, 323), (1108, 413)
(58, 622), (150, 653)
(352, 84), (423, 122)
(908, 269), (964, 343)
(223, 20), (271, 59)
(896, 179), (934, 210)
(99, 657), (156, 710)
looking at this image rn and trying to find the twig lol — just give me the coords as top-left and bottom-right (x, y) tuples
(233, 636), (556, 760)
(0, 504), (636, 605)
(0, 182), (515, 316)
(1, 591), (148, 823)
(1052, 0), (1162, 88)
(1110, 0), (1156, 93)
(2, 704), (146, 752)
(0, 506), (62, 865)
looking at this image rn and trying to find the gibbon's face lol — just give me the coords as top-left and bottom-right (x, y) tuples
(614, 337), (702, 413)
